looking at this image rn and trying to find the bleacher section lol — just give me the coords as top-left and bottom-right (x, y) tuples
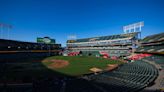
(144, 55), (164, 69)
(0, 39), (61, 51)
(89, 60), (158, 92)
(142, 32), (164, 43)
(0, 39), (62, 58)
(142, 55), (164, 91)
(136, 32), (164, 54)
(137, 45), (164, 53)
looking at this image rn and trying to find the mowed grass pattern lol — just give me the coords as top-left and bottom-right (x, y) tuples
(42, 56), (123, 76)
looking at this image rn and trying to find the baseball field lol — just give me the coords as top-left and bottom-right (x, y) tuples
(42, 56), (123, 76)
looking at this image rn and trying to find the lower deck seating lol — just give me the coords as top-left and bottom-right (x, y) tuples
(144, 55), (164, 68)
(89, 60), (158, 92)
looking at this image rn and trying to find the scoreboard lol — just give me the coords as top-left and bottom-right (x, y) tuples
(37, 37), (56, 44)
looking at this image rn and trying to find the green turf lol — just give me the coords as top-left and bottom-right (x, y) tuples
(42, 56), (123, 76)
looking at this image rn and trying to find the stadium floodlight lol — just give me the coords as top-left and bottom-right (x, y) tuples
(123, 21), (144, 34)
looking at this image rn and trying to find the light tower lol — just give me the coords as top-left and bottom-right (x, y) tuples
(123, 21), (144, 39)
(123, 21), (144, 54)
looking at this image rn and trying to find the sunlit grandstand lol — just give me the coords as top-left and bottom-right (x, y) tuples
(66, 22), (143, 57)
(67, 32), (140, 57)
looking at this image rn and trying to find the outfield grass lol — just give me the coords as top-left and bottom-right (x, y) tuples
(42, 56), (123, 76)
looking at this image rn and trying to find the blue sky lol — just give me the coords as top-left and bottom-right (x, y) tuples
(0, 0), (164, 46)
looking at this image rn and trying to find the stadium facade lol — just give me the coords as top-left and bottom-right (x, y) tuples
(67, 32), (141, 57)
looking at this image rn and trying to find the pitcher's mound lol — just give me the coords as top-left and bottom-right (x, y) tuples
(48, 60), (69, 68)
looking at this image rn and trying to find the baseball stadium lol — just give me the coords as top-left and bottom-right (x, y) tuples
(0, 0), (164, 92)
(0, 21), (163, 92)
